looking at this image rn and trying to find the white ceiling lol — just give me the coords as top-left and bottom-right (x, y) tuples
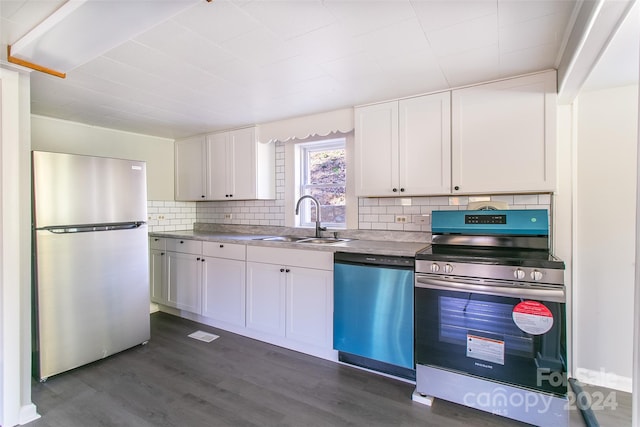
(582, 0), (639, 92)
(0, 0), (606, 139)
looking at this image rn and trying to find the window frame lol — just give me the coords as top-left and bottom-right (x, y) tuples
(296, 137), (347, 230)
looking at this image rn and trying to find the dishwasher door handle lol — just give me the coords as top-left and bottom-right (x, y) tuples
(415, 275), (566, 303)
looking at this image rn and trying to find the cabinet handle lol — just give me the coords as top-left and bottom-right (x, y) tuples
(180, 240), (184, 244)
(454, 186), (460, 191)
(219, 244), (224, 248)
(201, 195), (205, 198)
(154, 238), (159, 241)
(197, 257), (200, 261)
(400, 188), (405, 192)
(202, 259), (205, 263)
(280, 268), (285, 273)
(161, 252), (165, 256)
(392, 188), (398, 192)
(285, 268), (290, 273)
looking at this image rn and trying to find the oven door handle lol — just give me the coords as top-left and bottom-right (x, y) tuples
(415, 276), (565, 303)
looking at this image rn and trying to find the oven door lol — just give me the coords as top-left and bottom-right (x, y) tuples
(415, 274), (567, 396)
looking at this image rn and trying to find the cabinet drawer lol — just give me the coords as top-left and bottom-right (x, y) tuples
(166, 238), (202, 255)
(247, 246), (333, 270)
(149, 236), (166, 250)
(202, 241), (246, 260)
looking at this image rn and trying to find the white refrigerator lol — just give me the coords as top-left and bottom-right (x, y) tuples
(32, 151), (150, 381)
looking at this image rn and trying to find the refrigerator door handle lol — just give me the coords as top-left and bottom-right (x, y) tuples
(44, 222), (145, 234)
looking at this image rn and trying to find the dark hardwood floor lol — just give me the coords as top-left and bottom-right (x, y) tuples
(28, 312), (630, 427)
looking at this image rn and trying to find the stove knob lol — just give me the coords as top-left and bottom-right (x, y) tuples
(430, 263), (440, 273)
(444, 264), (454, 274)
(514, 269), (525, 280)
(531, 270), (543, 281)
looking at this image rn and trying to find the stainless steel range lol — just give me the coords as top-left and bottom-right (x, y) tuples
(414, 209), (568, 427)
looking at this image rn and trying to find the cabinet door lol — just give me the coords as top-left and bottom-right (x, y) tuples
(399, 93), (451, 195)
(229, 127), (257, 200)
(202, 256), (246, 326)
(149, 249), (166, 304)
(166, 251), (202, 314)
(246, 262), (285, 336)
(355, 101), (399, 196)
(206, 132), (229, 200)
(175, 136), (206, 201)
(286, 267), (333, 348)
(451, 71), (557, 194)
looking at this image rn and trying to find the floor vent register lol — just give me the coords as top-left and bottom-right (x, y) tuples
(188, 330), (220, 343)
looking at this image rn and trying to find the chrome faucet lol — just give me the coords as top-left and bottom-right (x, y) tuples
(295, 195), (326, 238)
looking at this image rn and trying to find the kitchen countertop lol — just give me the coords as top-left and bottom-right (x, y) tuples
(149, 230), (428, 257)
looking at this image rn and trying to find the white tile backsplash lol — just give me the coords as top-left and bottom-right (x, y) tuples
(178, 139), (553, 235)
(192, 190), (552, 233)
(357, 193), (552, 232)
(147, 200), (197, 232)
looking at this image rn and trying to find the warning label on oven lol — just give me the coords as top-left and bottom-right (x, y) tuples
(512, 300), (554, 335)
(466, 334), (505, 365)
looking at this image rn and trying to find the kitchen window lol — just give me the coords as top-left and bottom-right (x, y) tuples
(296, 138), (346, 229)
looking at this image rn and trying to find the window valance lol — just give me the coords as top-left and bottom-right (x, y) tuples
(258, 108), (353, 143)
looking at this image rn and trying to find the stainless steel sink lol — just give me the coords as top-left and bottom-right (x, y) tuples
(257, 236), (351, 244)
(297, 237), (351, 244)
(259, 235), (307, 242)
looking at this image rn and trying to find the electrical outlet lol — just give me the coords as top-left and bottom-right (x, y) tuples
(414, 215), (429, 224)
(224, 213), (233, 220)
(395, 215), (407, 223)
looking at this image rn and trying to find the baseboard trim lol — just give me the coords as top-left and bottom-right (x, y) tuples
(574, 368), (632, 393)
(19, 403), (40, 425)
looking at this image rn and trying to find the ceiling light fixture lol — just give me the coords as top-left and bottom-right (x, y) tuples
(8, 0), (203, 78)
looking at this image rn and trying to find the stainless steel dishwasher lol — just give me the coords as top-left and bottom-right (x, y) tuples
(333, 252), (415, 380)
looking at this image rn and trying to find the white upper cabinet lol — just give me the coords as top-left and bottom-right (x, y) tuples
(206, 127), (275, 201)
(451, 70), (557, 194)
(355, 92), (451, 197)
(175, 135), (206, 201)
(399, 93), (451, 195)
(354, 71), (557, 197)
(175, 126), (275, 201)
(207, 131), (228, 200)
(355, 101), (398, 197)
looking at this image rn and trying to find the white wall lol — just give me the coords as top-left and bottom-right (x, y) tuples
(573, 84), (638, 391)
(30, 115), (175, 201)
(0, 67), (39, 427)
(554, 104), (575, 377)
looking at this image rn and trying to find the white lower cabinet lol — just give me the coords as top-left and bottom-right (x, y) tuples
(246, 246), (333, 349)
(246, 261), (286, 336)
(285, 266), (332, 348)
(149, 237), (166, 304)
(166, 251), (202, 314)
(150, 237), (334, 358)
(201, 242), (246, 327)
(150, 237), (203, 314)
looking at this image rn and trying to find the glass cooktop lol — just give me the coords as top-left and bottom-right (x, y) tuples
(416, 244), (565, 270)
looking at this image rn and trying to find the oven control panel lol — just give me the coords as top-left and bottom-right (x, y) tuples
(464, 214), (506, 225)
(416, 260), (564, 286)
(431, 209), (549, 236)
